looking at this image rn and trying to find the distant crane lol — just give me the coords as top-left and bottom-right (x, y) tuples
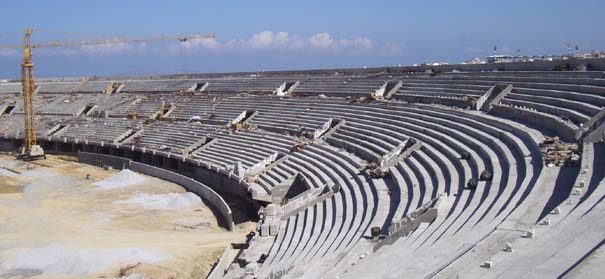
(0, 28), (214, 160)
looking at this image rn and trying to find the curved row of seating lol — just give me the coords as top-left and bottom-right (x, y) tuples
(0, 93), (134, 117)
(54, 118), (141, 144)
(390, 72), (605, 140)
(436, 143), (605, 278)
(119, 79), (197, 93)
(130, 121), (218, 154)
(0, 115), (64, 138)
(204, 77), (283, 95)
(191, 129), (294, 170)
(197, 95), (546, 278)
(257, 144), (380, 278)
(326, 107), (544, 278)
(293, 75), (387, 97)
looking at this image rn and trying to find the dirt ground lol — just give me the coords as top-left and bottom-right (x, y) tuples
(0, 155), (251, 279)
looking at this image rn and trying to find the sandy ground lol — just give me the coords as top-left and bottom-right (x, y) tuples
(0, 155), (250, 279)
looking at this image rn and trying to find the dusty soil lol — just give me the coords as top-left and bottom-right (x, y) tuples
(0, 155), (250, 279)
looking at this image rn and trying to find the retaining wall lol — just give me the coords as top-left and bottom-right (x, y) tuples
(490, 105), (577, 141)
(130, 162), (234, 230)
(78, 152), (131, 170)
(77, 152), (234, 231)
(585, 122), (605, 143)
(0, 139), (17, 152)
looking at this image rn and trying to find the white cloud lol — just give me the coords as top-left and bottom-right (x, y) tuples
(308, 33), (335, 48)
(382, 43), (405, 55)
(179, 36), (221, 50)
(27, 38), (147, 57)
(177, 30), (374, 53)
(1, 31), (379, 57)
(79, 38), (147, 55)
(0, 48), (18, 57)
(465, 47), (485, 54)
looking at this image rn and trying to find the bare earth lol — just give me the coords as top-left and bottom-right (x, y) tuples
(0, 155), (249, 279)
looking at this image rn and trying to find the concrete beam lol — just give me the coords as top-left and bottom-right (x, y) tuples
(244, 152), (280, 177)
(483, 84), (513, 112)
(183, 136), (207, 156)
(231, 110), (248, 125)
(317, 119), (345, 141)
(577, 108), (605, 141)
(375, 193), (444, 251)
(277, 81), (300, 96)
(116, 128), (144, 144)
(313, 118), (333, 139)
(191, 138), (218, 155)
(384, 80), (403, 99)
(584, 120), (605, 142)
(379, 139), (422, 171)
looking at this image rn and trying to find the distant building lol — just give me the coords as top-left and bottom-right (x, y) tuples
(416, 62), (449, 66)
(463, 57), (486, 64)
(486, 55), (515, 63)
(486, 51), (604, 64)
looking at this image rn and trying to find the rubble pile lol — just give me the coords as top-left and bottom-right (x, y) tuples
(289, 141), (310, 153)
(347, 95), (379, 104)
(360, 162), (387, 178)
(539, 136), (580, 167)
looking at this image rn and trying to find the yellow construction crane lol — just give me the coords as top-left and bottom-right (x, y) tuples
(0, 28), (214, 160)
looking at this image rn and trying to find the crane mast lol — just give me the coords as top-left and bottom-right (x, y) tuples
(20, 28), (45, 160)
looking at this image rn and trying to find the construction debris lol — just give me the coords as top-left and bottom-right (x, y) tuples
(467, 178), (478, 190)
(289, 141), (310, 153)
(297, 130), (314, 139)
(539, 136), (580, 166)
(360, 162), (387, 178)
(347, 94), (379, 104)
(479, 170), (493, 181)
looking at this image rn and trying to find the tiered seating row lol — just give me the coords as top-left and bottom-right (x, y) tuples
(0, 83), (22, 94)
(294, 75), (387, 97)
(57, 118), (140, 143)
(191, 130), (295, 169)
(119, 79), (198, 92)
(131, 122), (218, 154)
(37, 82), (80, 93)
(204, 77), (284, 95)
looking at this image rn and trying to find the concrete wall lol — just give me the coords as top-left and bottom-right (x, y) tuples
(129, 162), (234, 230)
(491, 105), (577, 141)
(475, 86), (493, 111)
(0, 139), (18, 153)
(76, 151), (234, 231)
(581, 109), (605, 142)
(585, 122), (605, 143)
(396, 95), (474, 109)
(78, 152), (131, 170)
(188, 161), (250, 199)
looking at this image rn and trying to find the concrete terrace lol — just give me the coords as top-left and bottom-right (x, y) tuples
(1, 58), (604, 279)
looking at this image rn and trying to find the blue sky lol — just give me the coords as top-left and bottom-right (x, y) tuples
(0, 0), (603, 78)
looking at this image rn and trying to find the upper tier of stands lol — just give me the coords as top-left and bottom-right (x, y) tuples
(3, 70), (604, 142)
